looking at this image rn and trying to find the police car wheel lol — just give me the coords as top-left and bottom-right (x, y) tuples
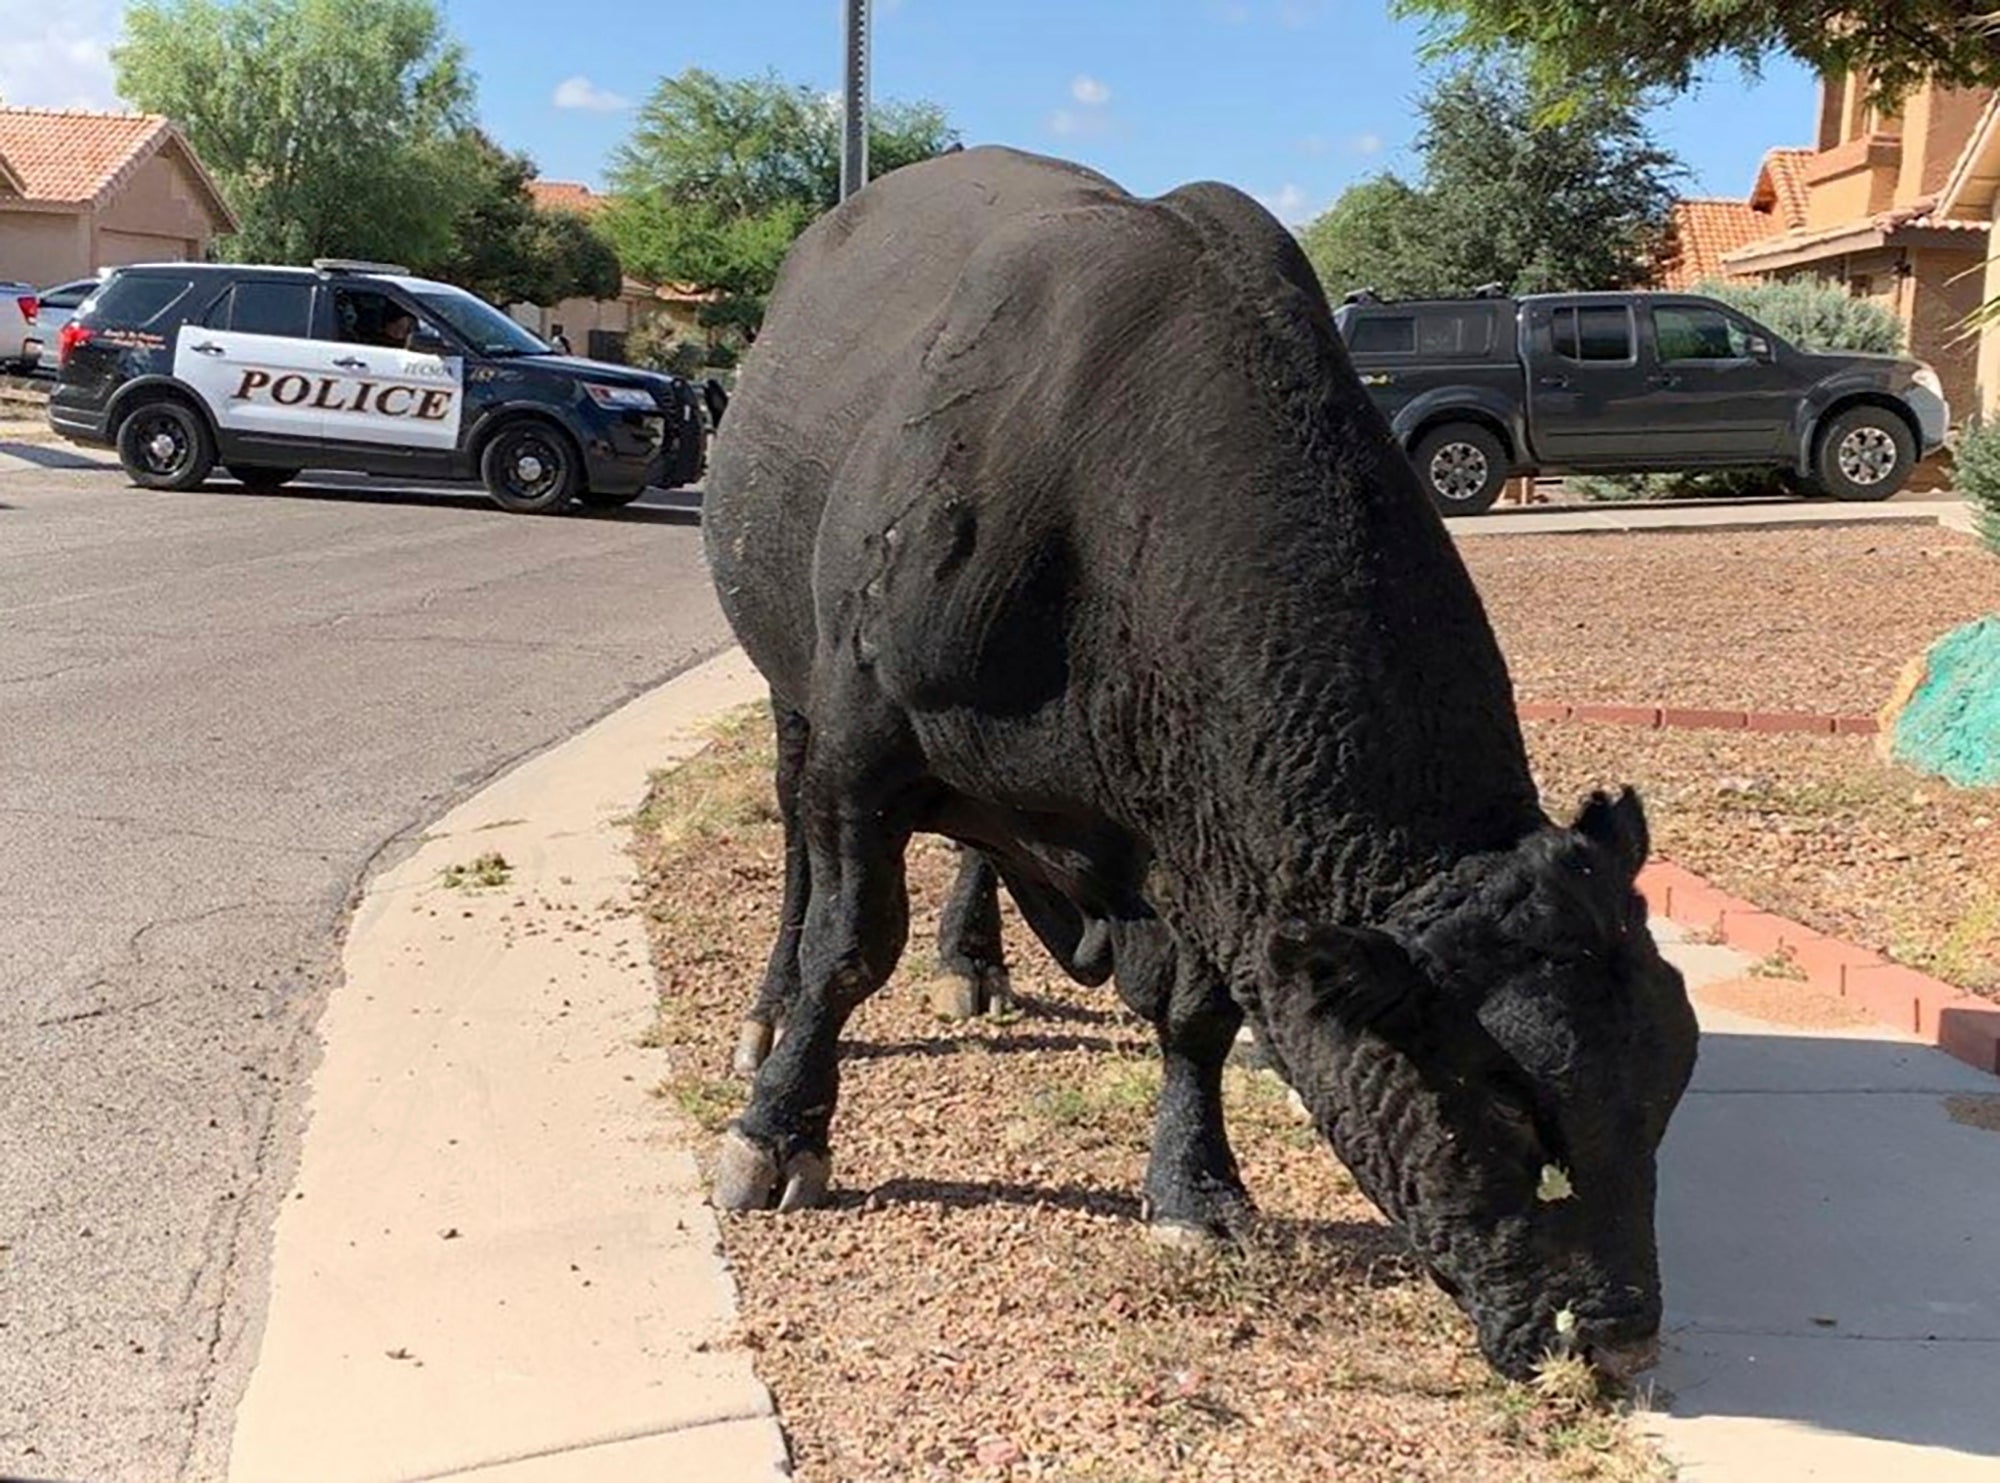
(117, 399), (215, 492)
(481, 423), (581, 514)
(226, 464), (302, 493)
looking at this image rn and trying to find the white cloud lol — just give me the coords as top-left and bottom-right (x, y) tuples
(552, 75), (631, 113)
(1352, 132), (1384, 155)
(0, 1), (127, 110)
(1070, 74), (1111, 107)
(1256, 184), (1314, 224)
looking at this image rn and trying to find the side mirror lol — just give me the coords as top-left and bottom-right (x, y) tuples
(407, 327), (450, 356)
(1747, 335), (1774, 362)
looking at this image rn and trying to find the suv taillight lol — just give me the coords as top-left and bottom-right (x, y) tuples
(57, 321), (94, 367)
(16, 295), (36, 325)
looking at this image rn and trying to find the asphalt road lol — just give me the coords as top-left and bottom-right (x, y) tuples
(0, 452), (732, 1482)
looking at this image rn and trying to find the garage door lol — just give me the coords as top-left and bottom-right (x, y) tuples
(96, 231), (191, 269)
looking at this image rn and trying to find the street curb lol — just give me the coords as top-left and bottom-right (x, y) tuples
(1520, 702), (1879, 735)
(225, 647), (785, 1483)
(1637, 859), (2000, 1077)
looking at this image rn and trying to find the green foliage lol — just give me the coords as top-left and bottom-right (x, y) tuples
(1568, 276), (1909, 503)
(1392, 0), (2000, 117)
(1952, 419), (2000, 553)
(1301, 57), (1680, 301)
(115, 0), (476, 266)
(605, 68), (958, 339)
(624, 317), (709, 378)
(1693, 278), (1905, 355)
(412, 133), (622, 305)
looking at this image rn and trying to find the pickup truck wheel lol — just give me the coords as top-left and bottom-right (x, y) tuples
(1813, 407), (1914, 502)
(1412, 423), (1508, 515)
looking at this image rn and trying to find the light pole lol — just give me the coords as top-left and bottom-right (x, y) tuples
(840, 0), (870, 201)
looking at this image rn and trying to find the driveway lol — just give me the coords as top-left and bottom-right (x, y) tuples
(0, 460), (731, 1482)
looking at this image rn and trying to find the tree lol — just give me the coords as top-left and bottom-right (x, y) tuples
(1300, 58), (1681, 299)
(413, 134), (622, 306)
(114, 0), (476, 265)
(604, 69), (958, 338)
(1394, 0), (2000, 112)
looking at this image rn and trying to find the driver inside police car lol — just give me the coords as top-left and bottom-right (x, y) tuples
(376, 307), (417, 349)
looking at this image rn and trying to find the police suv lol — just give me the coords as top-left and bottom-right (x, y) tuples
(49, 259), (706, 513)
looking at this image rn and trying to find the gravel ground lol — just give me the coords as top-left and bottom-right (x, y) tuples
(637, 716), (1664, 1483)
(1456, 524), (1999, 996)
(1460, 525), (1996, 715)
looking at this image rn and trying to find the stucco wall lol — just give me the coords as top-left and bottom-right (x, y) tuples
(0, 211), (89, 286)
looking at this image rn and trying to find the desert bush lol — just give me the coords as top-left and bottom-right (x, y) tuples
(1953, 419), (2000, 553)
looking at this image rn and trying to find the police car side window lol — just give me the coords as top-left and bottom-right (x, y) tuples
(227, 282), (315, 338)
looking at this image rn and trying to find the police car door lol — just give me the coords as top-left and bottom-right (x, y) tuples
(174, 278), (333, 449)
(318, 287), (463, 453)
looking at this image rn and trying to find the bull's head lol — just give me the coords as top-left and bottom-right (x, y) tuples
(1263, 789), (1697, 1382)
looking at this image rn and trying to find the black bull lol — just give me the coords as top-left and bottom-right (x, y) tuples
(700, 146), (1698, 1382)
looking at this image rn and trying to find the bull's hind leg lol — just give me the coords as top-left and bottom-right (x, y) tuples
(1114, 923), (1251, 1245)
(714, 717), (916, 1213)
(927, 846), (1014, 1020)
(732, 702), (810, 1077)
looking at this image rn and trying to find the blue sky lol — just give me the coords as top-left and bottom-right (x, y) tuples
(10, 0), (1821, 221)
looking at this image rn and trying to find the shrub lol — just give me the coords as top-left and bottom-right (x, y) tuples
(624, 316), (709, 379)
(1570, 277), (1906, 502)
(1953, 419), (2000, 553)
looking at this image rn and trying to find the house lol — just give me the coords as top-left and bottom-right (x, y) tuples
(509, 180), (717, 361)
(1659, 149), (1811, 288)
(0, 107), (236, 287)
(1665, 78), (1995, 419)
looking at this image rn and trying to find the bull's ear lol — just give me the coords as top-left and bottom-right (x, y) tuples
(1266, 920), (1429, 1035)
(1574, 787), (1650, 880)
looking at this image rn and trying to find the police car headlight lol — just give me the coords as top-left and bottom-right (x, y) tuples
(1913, 364), (1944, 401)
(583, 382), (658, 411)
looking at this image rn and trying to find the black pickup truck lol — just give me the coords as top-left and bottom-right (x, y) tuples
(1332, 290), (1950, 514)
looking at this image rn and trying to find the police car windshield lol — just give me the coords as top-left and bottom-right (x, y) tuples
(407, 286), (550, 358)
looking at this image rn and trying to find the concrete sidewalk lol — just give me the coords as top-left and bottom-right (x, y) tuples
(221, 641), (2000, 1481)
(1448, 495), (1975, 537)
(227, 648), (779, 1483)
(1650, 922), (2000, 1481)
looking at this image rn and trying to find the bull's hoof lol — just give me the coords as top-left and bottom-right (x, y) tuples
(712, 1128), (833, 1213)
(927, 968), (1017, 1021)
(927, 974), (983, 1021)
(730, 1019), (774, 1078)
(1145, 1219), (1224, 1252)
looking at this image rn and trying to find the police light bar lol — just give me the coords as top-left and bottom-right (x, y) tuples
(312, 258), (412, 275)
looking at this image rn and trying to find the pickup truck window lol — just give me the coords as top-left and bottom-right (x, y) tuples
(1347, 315), (1416, 354)
(1653, 304), (1753, 362)
(1417, 310), (1495, 357)
(1552, 305), (1633, 362)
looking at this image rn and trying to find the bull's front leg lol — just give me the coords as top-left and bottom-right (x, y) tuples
(928, 846), (1015, 1020)
(1116, 924), (1253, 1244)
(732, 702), (811, 1077)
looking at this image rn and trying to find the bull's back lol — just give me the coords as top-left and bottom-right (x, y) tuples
(703, 149), (1127, 703)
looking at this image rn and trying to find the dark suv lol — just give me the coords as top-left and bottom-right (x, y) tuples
(1333, 290), (1949, 514)
(49, 259), (706, 513)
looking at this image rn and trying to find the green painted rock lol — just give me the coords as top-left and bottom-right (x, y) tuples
(1888, 616), (2000, 788)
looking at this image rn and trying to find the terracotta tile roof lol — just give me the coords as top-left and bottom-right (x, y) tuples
(0, 106), (235, 227)
(1721, 197), (1991, 269)
(1661, 198), (1779, 289)
(528, 180), (608, 215)
(1751, 147), (1813, 229)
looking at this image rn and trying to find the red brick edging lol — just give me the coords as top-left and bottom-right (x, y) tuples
(1521, 702), (1878, 736)
(1637, 860), (2000, 1078)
